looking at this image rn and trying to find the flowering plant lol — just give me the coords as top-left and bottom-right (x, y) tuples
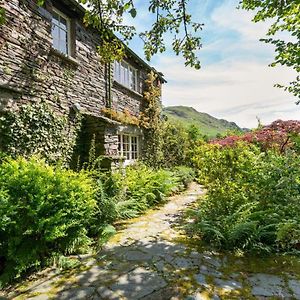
(211, 120), (300, 152)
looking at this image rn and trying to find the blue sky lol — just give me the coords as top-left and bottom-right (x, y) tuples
(125, 0), (298, 128)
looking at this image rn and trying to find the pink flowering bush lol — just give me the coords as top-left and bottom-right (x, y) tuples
(211, 120), (300, 152)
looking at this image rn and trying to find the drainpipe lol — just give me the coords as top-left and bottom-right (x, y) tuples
(109, 62), (112, 108)
(106, 62), (112, 109)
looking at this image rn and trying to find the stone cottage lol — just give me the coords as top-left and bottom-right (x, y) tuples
(0, 0), (165, 167)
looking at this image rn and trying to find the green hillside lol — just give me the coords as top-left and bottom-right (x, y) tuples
(163, 106), (241, 137)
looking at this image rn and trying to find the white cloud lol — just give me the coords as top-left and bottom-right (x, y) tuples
(150, 1), (300, 128)
(155, 55), (298, 128)
(210, 1), (271, 41)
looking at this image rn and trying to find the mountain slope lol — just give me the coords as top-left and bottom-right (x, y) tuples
(163, 106), (241, 137)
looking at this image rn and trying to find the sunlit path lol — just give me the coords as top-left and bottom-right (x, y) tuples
(2, 183), (300, 300)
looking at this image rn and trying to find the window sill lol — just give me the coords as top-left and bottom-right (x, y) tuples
(113, 80), (143, 98)
(50, 47), (79, 66)
(123, 159), (139, 167)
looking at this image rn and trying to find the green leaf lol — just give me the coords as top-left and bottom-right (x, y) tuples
(37, 0), (45, 6)
(124, 2), (131, 11)
(129, 8), (137, 18)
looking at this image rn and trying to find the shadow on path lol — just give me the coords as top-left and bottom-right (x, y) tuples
(3, 183), (300, 300)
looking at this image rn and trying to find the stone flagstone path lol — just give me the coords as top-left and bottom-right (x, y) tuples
(1, 183), (300, 300)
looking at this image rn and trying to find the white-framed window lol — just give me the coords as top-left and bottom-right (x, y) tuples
(51, 8), (71, 56)
(118, 134), (140, 160)
(114, 60), (138, 92)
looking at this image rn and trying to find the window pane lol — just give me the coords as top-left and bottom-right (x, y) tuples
(52, 24), (59, 41)
(53, 38), (60, 52)
(124, 135), (129, 143)
(114, 61), (119, 81)
(125, 72), (128, 86)
(131, 136), (138, 160)
(114, 61), (138, 92)
(122, 135), (130, 160)
(60, 28), (67, 40)
(132, 70), (137, 91)
(121, 64), (125, 85)
(120, 62), (129, 88)
(59, 30), (67, 54)
(131, 136), (137, 145)
(52, 10), (69, 55)
(129, 68), (133, 90)
(118, 135), (122, 155)
(60, 41), (67, 55)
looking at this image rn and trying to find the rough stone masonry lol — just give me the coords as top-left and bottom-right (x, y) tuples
(0, 0), (163, 162)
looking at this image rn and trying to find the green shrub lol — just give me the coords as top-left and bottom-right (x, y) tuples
(88, 175), (119, 241)
(160, 122), (190, 168)
(172, 166), (195, 189)
(107, 163), (193, 219)
(143, 121), (195, 168)
(113, 164), (175, 218)
(191, 143), (300, 253)
(0, 156), (96, 286)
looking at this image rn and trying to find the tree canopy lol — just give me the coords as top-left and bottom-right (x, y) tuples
(77, 0), (203, 69)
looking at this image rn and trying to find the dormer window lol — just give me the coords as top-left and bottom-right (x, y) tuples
(114, 60), (139, 93)
(51, 8), (71, 56)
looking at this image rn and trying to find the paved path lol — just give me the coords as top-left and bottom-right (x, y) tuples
(2, 183), (300, 300)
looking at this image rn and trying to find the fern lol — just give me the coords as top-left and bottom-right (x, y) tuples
(228, 221), (258, 249)
(115, 199), (140, 219)
(97, 224), (117, 247)
(195, 221), (225, 246)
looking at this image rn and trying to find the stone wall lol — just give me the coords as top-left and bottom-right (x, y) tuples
(72, 114), (119, 168)
(0, 0), (157, 160)
(0, 0), (149, 119)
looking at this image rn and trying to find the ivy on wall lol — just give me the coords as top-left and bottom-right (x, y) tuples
(0, 8), (5, 26)
(100, 71), (164, 167)
(101, 71), (162, 128)
(142, 71), (164, 167)
(0, 101), (81, 165)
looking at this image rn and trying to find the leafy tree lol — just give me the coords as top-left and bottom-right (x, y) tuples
(241, 0), (300, 101)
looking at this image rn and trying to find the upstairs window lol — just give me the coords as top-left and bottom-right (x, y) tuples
(114, 61), (138, 92)
(51, 9), (71, 56)
(118, 134), (140, 160)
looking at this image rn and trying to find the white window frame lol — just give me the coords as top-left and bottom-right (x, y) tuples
(51, 8), (72, 56)
(118, 134), (140, 161)
(114, 60), (139, 93)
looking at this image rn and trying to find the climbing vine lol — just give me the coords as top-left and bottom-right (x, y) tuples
(0, 8), (5, 26)
(101, 107), (141, 126)
(142, 71), (164, 167)
(0, 101), (82, 165)
(100, 71), (164, 167)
